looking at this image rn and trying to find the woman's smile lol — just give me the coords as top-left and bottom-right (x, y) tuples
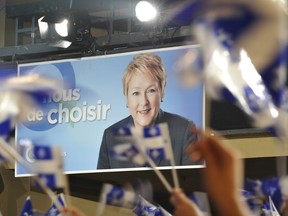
(138, 108), (151, 115)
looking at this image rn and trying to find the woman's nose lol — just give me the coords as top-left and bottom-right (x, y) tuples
(139, 93), (149, 105)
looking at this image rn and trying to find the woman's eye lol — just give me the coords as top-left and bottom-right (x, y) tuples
(132, 91), (139, 96)
(147, 88), (156, 93)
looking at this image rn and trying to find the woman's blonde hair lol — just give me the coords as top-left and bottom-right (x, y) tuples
(122, 53), (167, 96)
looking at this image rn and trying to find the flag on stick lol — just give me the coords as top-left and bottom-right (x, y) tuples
(142, 123), (179, 188)
(20, 196), (34, 216)
(46, 193), (67, 216)
(97, 183), (137, 215)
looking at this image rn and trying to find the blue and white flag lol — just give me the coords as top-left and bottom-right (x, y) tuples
(0, 74), (66, 130)
(113, 126), (133, 137)
(133, 195), (172, 216)
(20, 196), (34, 216)
(142, 123), (173, 161)
(112, 126), (136, 144)
(97, 183), (137, 216)
(195, 22), (280, 130)
(172, 0), (287, 138)
(0, 118), (13, 141)
(244, 176), (288, 214)
(32, 144), (65, 189)
(100, 183), (137, 208)
(268, 196), (280, 216)
(259, 196), (281, 216)
(171, 0), (287, 88)
(111, 123), (175, 166)
(45, 193), (66, 216)
(0, 74), (65, 93)
(0, 118), (15, 167)
(111, 123), (173, 163)
(109, 143), (147, 166)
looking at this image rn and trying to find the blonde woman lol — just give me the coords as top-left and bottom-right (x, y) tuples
(97, 53), (200, 169)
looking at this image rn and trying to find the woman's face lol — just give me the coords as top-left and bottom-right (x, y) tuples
(126, 71), (162, 128)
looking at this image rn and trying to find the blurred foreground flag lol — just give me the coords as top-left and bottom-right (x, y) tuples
(0, 118), (14, 141)
(97, 183), (137, 215)
(133, 195), (172, 216)
(142, 123), (173, 161)
(100, 183), (137, 208)
(111, 126), (149, 164)
(46, 193), (66, 216)
(113, 126), (133, 140)
(171, 0), (287, 86)
(112, 123), (173, 163)
(20, 196), (34, 216)
(109, 143), (147, 166)
(244, 176), (288, 214)
(0, 74), (66, 123)
(32, 144), (65, 189)
(0, 118), (15, 163)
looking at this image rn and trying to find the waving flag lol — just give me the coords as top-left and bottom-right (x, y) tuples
(103, 184), (136, 208)
(0, 118), (13, 141)
(97, 183), (137, 216)
(133, 195), (172, 216)
(0, 118), (15, 163)
(111, 126), (148, 164)
(243, 176), (288, 214)
(111, 124), (175, 190)
(109, 143), (147, 166)
(172, 0), (287, 138)
(97, 183), (137, 215)
(113, 126), (133, 137)
(142, 123), (173, 161)
(197, 22), (279, 129)
(110, 124), (174, 166)
(0, 74), (65, 125)
(112, 126), (137, 145)
(20, 196), (34, 216)
(32, 145), (65, 189)
(46, 193), (66, 216)
(112, 123), (173, 162)
(171, 0), (287, 86)
(142, 123), (179, 188)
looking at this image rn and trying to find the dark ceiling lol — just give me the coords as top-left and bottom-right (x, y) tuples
(1, 0), (194, 63)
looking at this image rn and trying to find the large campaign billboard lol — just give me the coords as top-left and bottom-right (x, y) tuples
(16, 45), (204, 175)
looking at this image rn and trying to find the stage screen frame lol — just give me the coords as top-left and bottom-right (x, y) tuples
(15, 45), (205, 176)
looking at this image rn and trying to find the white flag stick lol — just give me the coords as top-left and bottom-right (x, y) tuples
(160, 123), (180, 189)
(269, 196), (280, 216)
(142, 152), (172, 193)
(133, 138), (172, 193)
(170, 157), (180, 189)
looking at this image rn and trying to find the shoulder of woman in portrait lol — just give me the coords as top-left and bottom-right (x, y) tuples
(162, 111), (193, 127)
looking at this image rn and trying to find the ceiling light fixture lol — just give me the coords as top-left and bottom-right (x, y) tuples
(135, 1), (158, 22)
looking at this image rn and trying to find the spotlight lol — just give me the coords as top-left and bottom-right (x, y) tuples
(135, 1), (158, 22)
(38, 11), (91, 48)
